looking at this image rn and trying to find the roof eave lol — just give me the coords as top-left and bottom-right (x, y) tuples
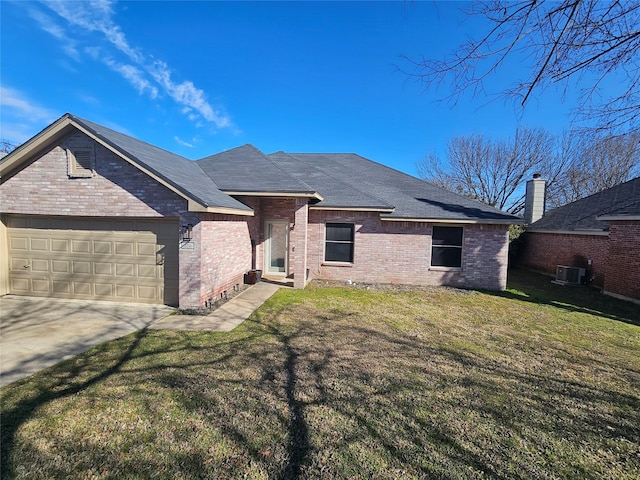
(381, 217), (523, 224)
(224, 190), (324, 201)
(310, 205), (395, 213)
(596, 214), (640, 221)
(187, 200), (254, 216)
(526, 228), (609, 236)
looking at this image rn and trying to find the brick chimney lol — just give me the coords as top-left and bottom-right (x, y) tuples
(524, 173), (546, 224)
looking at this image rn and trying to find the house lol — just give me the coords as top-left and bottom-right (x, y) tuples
(518, 175), (640, 304)
(0, 113), (521, 309)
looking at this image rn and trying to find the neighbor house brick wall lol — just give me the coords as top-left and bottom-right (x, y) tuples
(518, 232), (608, 286)
(307, 210), (510, 290)
(198, 213), (252, 306)
(603, 220), (640, 302)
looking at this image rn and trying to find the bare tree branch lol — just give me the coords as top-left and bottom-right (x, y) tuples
(404, 0), (640, 132)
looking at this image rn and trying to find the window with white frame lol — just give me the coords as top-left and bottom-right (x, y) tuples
(68, 148), (94, 178)
(325, 223), (354, 263)
(431, 226), (463, 268)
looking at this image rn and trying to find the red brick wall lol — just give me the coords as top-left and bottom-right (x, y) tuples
(519, 232), (608, 286)
(0, 131), (245, 308)
(198, 213), (252, 305)
(307, 210), (510, 290)
(603, 220), (640, 302)
(0, 131), (190, 219)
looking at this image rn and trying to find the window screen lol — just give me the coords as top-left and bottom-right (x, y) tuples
(431, 226), (463, 267)
(325, 223), (354, 262)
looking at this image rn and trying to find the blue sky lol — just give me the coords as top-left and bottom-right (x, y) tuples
(1, 1), (583, 176)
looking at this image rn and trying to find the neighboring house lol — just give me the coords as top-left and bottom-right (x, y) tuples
(519, 175), (640, 304)
(0, 113), (521, 308)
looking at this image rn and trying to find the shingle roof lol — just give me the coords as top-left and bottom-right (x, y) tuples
(267, 152), (395, 210)
(197, 145), (317, 194)
(529, 176), (640, 231)
(70, 115), (251, 212)
(269, 152), (519, 222)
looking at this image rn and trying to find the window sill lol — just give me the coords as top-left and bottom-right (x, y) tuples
(322, 261), (354, 267)
(429, 266), (462, 271)
(68, 173), (94, 179)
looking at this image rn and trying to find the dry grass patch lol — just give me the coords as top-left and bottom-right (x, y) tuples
(2, 269), (639, 479)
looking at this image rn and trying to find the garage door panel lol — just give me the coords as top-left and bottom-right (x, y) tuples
(73, 282), (92, 295)
(33, 279), (50, 293)
(30, 238), (48, 251)
(11, 278), (30, 292)
(52, 260), (70, 273)
(32, 259), (49, 272)
(72, 240), (91, 253)
(6, 216), (178, 305)
(10, 237), (28, 250)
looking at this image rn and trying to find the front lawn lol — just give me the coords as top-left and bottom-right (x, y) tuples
(1, 269), (639, 479)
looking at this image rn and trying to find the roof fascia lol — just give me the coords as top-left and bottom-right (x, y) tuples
(310, 205), (395, 213)
(225, 191), (324, 201)
(526, 228), (609, 236)
(381, 217), (521, 225)
(596, 214), (640, 221)
(187, 200), (254, 216)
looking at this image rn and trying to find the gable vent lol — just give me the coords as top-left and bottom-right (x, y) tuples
(68, 148), (93, 177)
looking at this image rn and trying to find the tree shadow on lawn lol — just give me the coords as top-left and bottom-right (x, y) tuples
(2, 294), (639, 479)
(501, 268), (640, 327)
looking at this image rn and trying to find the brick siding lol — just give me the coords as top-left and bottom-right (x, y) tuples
(603, 221), (640, 302)
(518, 232), (609, 286)
(307, 211), (510, 290)
(0, 131), (254, 308)
(198, 213), (252, 306)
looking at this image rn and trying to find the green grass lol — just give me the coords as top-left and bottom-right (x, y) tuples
(2, 269), (639, 479)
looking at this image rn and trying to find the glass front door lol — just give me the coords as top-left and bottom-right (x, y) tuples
(265, 221), (288, 275)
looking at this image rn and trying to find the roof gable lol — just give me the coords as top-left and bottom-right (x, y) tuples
(0, 114), (252, 215)
(198, 145), (320, 198)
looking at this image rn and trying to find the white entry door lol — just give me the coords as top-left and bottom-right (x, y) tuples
(265, 221), (289, 276)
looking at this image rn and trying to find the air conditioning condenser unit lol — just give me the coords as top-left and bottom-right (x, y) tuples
(554, 265), (586, 286)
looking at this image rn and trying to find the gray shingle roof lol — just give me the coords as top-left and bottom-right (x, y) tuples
(70, 115), (251, 212)
(270, 152), (519, 222)
(529, 176), (640, 231)
(197, 145), (317, 194)
(267, 152), (394, 209)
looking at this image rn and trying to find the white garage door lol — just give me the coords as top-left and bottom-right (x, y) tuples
(6, 216), (178, 305)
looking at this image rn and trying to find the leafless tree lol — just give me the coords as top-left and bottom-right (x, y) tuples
(418, 127), (557, 214)
(418, 127), (639, 213)
(406, 1), (640, 132)
(548, 131), (640, 207)
(0, 139), (17, 154)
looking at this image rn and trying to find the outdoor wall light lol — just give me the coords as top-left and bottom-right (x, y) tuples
(180, 224), (193, 242)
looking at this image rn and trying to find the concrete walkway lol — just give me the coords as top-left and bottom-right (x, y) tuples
(149, 282), (281, 331)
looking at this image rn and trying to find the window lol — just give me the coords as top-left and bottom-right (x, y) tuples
(68, 148), (94, 178)
(325, 223), (354, 263)
(431, 226), (463, 268)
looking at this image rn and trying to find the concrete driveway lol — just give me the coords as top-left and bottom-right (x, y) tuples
(0, 295), (174, 387)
